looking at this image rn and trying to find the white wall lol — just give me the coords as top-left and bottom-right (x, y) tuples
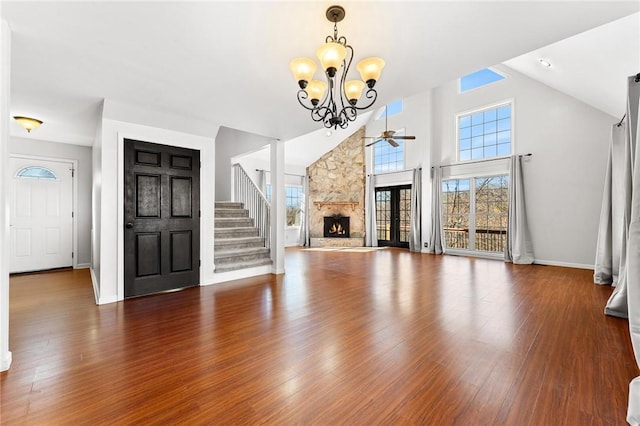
(0, 17), (12, 371)
(431, 64), (614, 267)
(92, 100), (218, 304)
(215, 126), (271, 201)
(10, 138), (92, 266)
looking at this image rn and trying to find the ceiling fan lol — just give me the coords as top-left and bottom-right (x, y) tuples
(363, 105), (416, 147)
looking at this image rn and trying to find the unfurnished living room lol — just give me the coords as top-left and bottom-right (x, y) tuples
(1, 1), (640, 424)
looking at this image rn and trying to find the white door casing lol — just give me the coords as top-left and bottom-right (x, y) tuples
(9, 157), (73, 273)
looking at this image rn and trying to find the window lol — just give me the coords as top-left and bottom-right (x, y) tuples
(458, 103), (511, 161)
(459, 68), (505, 93)
(376, 99), (403, 120)
(442, 175), (509, 254)
(16, 166), (57, 180)
(285, 186), (302, 227)
(373, 132), (405, 174)
(265, 184), (302, 226)
(265, 184), (271, 203)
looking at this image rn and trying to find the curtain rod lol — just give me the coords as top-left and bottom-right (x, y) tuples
(438, 153), (532, 169)
(255, 169), (304, 178)
(366, 167), (421, 178)
(617, 113), (626, 127)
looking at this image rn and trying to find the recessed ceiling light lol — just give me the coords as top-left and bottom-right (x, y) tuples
(325, 130), (332, 137)
(538, 59), (552, 68)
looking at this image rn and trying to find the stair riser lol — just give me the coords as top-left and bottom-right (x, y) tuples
(215, 202), (244, 209)
(215, 253), (271, 265)
(215, 229), (259, 238)
(215, 210), (249, 218)
(215, 219), (254, 228)
(214, 259), (272, 273)
(214, 241), (265, 252)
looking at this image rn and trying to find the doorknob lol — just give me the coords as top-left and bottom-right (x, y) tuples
(126, 222), (134, 229)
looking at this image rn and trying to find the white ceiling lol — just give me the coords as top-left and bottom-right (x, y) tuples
(2, 1), (639, 146)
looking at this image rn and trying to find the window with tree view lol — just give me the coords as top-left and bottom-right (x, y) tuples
(442, 175), (509, 253)
(458, 103), (511, 161)
(286, 186), (302, 226)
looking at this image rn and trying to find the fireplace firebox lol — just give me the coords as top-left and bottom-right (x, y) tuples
(324, 216), (350, 238)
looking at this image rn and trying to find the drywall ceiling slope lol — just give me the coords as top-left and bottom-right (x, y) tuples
(2, 2), (639, 146)
(504, 12), (640, 119)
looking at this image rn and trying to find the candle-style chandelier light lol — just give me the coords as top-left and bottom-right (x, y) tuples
(289, 5), (385, 130)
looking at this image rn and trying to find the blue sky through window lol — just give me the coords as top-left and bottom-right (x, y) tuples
(459, 68), (505, 92)
(376, 99), (403, 120)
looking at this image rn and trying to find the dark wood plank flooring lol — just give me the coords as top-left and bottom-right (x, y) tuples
(1, 248), (637, 424)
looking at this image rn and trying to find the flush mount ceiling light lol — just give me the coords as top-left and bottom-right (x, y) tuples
(13, 116), (43, 133)
(538, 59), (552, 68)
(289, 5), (385, 130)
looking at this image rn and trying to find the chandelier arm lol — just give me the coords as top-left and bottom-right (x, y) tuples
(338, 44), (354, 112)
(352, 88), (378, 111)
(296, 90), (318, 111)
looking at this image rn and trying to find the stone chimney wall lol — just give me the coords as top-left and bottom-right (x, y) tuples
(307, 127), (366, 247)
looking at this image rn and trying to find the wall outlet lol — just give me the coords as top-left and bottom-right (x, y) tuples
(424, 242), (428, 247)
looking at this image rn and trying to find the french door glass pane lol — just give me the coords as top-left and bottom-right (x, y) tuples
(441, 179), (470, 250)
(475, 175), (509, 252)
(399, 188), (411, 243)
(376, 190), (391, 241)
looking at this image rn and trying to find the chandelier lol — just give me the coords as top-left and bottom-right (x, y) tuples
(289, 5), (385, 130)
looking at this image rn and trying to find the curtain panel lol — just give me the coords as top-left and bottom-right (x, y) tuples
(365, 174), (378, 247)
(428, 167), (443, 254)
(409, 168), (422, 252)
(505, 155), (534, 264)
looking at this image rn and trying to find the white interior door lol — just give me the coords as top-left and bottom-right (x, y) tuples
(9, 157), (73, 273)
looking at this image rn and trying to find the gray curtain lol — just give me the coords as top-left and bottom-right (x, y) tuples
(257, 169), (267, 195)
(505, 155), (534, 264)
(622, 75), (640, 426)
(409, 168), (422, 252)
(299, 175), (309, 246)
(365, 174), (378, 247)
(428, 167), (443, 254)
(596, 124), (631, 319)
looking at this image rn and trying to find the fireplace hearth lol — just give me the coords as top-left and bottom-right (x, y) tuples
(324, 216), (350, 238)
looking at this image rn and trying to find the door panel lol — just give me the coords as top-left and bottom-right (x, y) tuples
(124, 139), (200, 298)
(375, 185), (411, 248)
(9, 157), (73, 273)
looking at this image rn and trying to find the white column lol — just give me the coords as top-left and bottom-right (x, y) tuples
(0, 17), (13, 371)
(270, 138), (285, 274)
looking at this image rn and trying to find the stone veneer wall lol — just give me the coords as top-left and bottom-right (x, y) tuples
(307, 127), (366, 246)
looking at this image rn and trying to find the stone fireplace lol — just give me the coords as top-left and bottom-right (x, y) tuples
(307, 127), (366, 247)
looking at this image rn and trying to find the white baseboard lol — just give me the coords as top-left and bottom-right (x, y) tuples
(209, 265), (273, 285)
(533, 259), (594, 270)
(90, 267), (99, 305)
(75, 263), (90, 269)
(1, 350), (12, 372)
(98, 295), (118, 305)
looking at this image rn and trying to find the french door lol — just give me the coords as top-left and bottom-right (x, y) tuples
(375, 185), (411, 248)
(441, 175), (509, 254)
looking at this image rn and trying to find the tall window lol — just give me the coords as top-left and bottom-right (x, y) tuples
(442, 175), (509, 254)
(373, 132), (405, 174)
(285, 186), (302, 226)
(458, 103), (511, 161)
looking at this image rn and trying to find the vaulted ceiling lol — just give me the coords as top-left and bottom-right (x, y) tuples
(2, 1), (639, 146)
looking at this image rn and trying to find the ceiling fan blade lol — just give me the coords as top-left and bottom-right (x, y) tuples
(387, 139), (399, 147)
(393, 135), (416, 140)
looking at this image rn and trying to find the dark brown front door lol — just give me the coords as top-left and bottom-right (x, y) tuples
(375, 185), (411, 249)
(124, 139), (200, 298)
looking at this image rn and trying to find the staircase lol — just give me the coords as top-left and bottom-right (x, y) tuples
(214, 202), (272, 273)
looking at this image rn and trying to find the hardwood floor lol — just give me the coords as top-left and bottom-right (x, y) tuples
(1, 248), (637, 425)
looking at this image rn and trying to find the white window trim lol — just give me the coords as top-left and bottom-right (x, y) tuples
(455, 99), (515, 164)
(457, 67), (508, 94)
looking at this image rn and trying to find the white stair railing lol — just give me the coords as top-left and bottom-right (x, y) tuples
(232, 163), (271, 249)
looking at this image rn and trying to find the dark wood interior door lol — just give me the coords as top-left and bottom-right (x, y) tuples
(124, 139), (200, 298)
(375, 185), (411, 248)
